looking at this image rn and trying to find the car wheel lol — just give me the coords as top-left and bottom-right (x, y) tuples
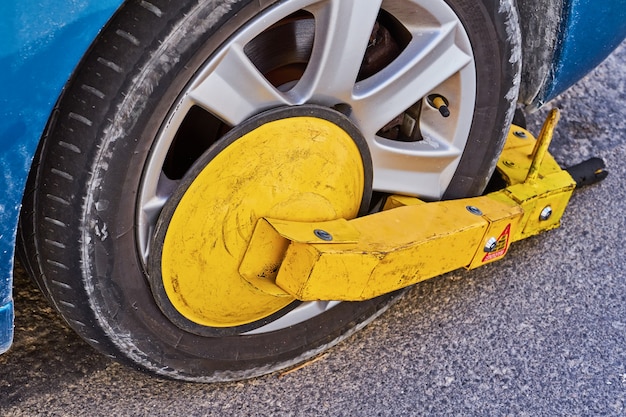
(18, 0), (520, 381)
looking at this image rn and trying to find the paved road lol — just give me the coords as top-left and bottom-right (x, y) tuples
(1, 42), (625, 417)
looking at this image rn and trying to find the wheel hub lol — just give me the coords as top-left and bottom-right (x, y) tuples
(148, 106), (371, 335)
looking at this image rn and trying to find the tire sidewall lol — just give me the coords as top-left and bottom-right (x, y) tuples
(443, 0), (521, 198)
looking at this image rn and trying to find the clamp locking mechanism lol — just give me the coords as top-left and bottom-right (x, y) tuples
(239, 109), (606, 301)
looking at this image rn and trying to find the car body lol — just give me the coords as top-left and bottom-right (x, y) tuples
(0, 0), (624, 355)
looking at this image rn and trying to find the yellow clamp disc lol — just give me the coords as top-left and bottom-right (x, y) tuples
(149, 106), (370, 334)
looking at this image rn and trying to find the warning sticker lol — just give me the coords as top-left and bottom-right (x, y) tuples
(482, 224), (511, 263)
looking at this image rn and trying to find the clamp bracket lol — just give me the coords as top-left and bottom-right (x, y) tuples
(239, 109), (598, 301)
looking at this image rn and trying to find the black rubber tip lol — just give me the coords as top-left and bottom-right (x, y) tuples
(565, 157), (608, 187)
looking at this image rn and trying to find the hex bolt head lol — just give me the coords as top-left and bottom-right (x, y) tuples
(314, 229), (333, 241)
(539, 206), (553, 221)
(484, 237), (498, 253)
(514, 131), (527, 138)
(466, 206), (483, 216)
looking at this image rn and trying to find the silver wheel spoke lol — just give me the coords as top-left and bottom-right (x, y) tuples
(290, 0), (383, 103)
(353, 21), (472, 136)
(370, 128), (463, 198)
(138, 172), (180, 260)
(188, 46), (289, 125)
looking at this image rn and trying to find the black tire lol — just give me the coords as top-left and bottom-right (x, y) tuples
(18, 0), (520, 381)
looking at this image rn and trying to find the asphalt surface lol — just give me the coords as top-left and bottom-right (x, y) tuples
(1, 41), (625, 416)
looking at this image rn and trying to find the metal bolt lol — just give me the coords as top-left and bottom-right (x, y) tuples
(539, 206), (553, 221)
(466, 206), (483, 216)
(314, 229), (333, 241)
(503, 160), (515, 167)
(484, 237), (498, 253)
(514, 131), (527, 138)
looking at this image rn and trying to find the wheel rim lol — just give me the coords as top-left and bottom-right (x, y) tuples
(138, 0), (476, 334)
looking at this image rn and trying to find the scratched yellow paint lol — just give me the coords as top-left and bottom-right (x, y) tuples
(273, 200), (493, 301)
(240, 116), (576, 301)
(160, 116), (365, 327)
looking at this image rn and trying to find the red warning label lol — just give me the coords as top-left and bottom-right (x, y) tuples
(482, 224), (511, 263)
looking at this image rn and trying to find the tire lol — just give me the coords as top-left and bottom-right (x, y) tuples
(18, 0), (520, 382)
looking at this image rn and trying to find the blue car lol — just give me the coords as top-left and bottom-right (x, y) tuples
(1, 0), (624, 382)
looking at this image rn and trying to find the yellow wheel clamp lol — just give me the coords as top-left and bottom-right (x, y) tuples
(238, 109), (607, 301)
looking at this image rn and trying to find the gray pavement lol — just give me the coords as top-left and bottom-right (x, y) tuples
(1, 42), (625, 416)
